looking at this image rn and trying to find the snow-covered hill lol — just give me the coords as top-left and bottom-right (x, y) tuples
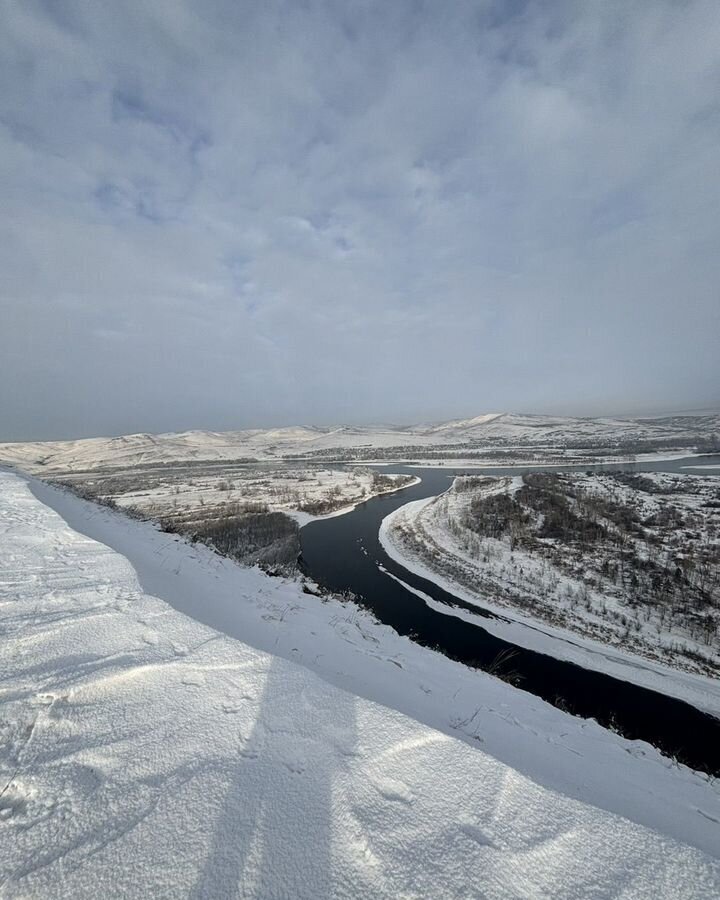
(1, 411), (717, 473)
(2, 470), (719, 897)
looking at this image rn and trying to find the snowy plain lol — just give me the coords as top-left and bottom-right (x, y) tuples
(1, 470), (719, 897)
(108, 468), (419, 527)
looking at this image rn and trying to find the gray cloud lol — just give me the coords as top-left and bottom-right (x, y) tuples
(1, 0), (719, 439)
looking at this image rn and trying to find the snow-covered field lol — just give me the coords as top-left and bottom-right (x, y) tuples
(380, 473), (720, 713)
(2, 470), (720, 897)
(87, 466), (417, 526)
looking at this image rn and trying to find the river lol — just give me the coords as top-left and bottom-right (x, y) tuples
(300, 454), (720, 773)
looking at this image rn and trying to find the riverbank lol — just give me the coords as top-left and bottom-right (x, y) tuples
(379, 475), (720, 717)
(287, 475), (422, 527)
(397, 450), (707, 468)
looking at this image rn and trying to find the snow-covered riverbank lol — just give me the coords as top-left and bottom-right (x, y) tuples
(401, 450), (706, 468)
(2, 470), (719, 896)
(379, 486), (720, 717)
(286, 475), (422, 527)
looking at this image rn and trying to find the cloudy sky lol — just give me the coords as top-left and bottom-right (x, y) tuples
(1, 0), (719, 439)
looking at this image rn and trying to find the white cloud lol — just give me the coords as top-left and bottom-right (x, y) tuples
(1, 0), (719, 437)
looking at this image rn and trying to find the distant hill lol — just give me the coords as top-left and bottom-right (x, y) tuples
(1, 411), (718, 474)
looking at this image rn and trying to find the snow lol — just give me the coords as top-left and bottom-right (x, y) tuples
(105, 467), (417, 527)
(404, 450), (706, 468)
(379, 487), (720, 716)
(284, 475), (422, 527)
(2, 470), (720, 897)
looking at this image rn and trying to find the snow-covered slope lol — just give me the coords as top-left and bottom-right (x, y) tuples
(2, 471), (720, 897)
(426, 412), (720, 446)
(1, 412), (717, 473)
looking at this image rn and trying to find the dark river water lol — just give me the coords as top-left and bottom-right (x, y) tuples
(300, 455), (720, 774)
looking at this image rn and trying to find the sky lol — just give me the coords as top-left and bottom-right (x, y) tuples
(1, 0), (719, 440)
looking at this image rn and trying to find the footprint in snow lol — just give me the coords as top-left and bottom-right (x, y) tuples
(458, 823), (495, 848)
(0, 782), (30, 821)
(74, 764), (104, 793)
(372, 777), (414, 805)
(333, 738), (362, 759)
(35, 692), (56, 706)
(280, 751), (306, 774)
(263, 716), (292, 736)
(45, 693), (71, 720)
(238, 743), (259, 760)
(221, 695), (253, 713)
(237, 728), (260, 759)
